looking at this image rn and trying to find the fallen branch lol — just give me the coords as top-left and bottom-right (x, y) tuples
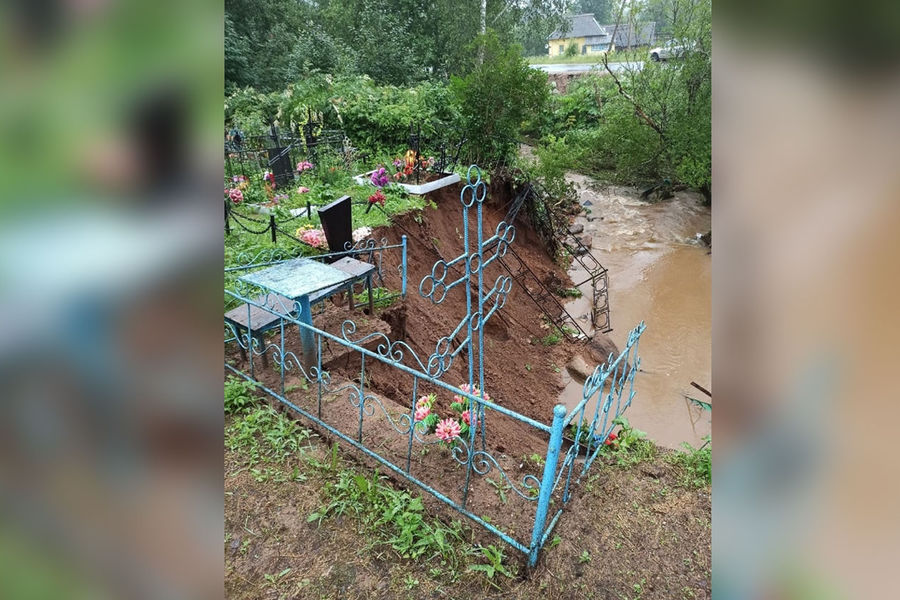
(690, 381), (712, 398)
(602, 52), (664, 138)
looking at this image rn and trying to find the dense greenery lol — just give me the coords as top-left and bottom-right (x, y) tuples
(225, 0), (711, 201)
(225, 0), (571, 92)
(535, 0), (712, 195)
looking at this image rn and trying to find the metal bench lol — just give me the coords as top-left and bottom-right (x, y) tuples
(225, 257), (376, 365)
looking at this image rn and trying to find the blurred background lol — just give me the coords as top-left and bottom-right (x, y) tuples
(0, 0), (223, 598)
(0, 0), (898, 597)
(714, 0), (900, 597)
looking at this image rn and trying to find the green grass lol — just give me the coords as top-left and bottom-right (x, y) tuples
(225, 376), (315, 473)
(555, 286), (583, 298)
(308, 465), (469, 567)
(526, 48), (648, 65)
(352, 286), (398, 309)
(666, 437), (711, 488)
(601, 416), (657, 466)
(539, 330), (563, 346)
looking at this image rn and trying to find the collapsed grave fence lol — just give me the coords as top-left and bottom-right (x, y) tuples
(224, 166), (644, 567)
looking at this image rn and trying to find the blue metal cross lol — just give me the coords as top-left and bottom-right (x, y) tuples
(418, 165), (515, 450)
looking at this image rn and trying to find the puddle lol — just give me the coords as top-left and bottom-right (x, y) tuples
(560, 174), (711, 449)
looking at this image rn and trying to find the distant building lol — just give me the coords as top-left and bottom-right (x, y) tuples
(596, 21), (657, 50)
(548, 14), (656, 56)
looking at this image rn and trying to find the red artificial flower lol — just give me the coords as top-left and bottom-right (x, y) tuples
(367, 190), (386, 207)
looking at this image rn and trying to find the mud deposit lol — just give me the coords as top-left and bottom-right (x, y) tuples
(560, 174), (712, 448)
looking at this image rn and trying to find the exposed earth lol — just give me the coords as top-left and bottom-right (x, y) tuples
(224, 178), (711, 599)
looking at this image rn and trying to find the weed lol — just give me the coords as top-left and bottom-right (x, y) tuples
(540, 330), (563, 346)
(485, 477), (510, 504)
(632, 577), (646, 598)
(226, 406), (313, 468)
(601, 416), (657, 466)
(353, 287), (397, 309)
(525, 363), (532, 371)
(284, 380), (309, 394)
(225, 376), (259, 414)
(549, 535), (561, 548)
(263, 568), (291, 588)
(556, 287), (583, 298)
(521, 453), (545, 468)
(403, 574), (419, 589)
(308, 469), (466, 567)
(579, 550), (591, 563)
(467, 545), (515, 583)
(666, 436), (711, 487)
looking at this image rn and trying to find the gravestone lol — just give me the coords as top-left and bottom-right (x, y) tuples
(267, 147), (293, 187)
(317, 195), (353, 261)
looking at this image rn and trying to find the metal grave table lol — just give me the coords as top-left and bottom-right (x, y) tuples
(238, 257), (360, 365)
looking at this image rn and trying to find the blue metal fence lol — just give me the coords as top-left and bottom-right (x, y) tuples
(224, 166), (645, 567)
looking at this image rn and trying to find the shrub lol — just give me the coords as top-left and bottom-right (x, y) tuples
(450, 32), (549, 167)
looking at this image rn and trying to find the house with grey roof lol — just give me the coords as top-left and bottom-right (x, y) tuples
(548, 14), (656, 56)
(597, 21), (657, 50)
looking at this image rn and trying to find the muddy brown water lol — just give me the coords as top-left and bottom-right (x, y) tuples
(560, 173), (711, 449)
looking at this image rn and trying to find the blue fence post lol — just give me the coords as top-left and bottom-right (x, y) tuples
(298, 296), (314, 366)
(528, 404), (567, 568)
(401, 235), (408, 297)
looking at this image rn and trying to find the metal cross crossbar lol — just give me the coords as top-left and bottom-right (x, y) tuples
(418, 166), (515, 491)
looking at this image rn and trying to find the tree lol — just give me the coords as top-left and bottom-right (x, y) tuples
(576, 0), (612, 24)
(450, 32), (549, 164)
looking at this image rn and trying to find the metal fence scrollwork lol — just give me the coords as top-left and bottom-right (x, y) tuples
(224, 164), (646, 568)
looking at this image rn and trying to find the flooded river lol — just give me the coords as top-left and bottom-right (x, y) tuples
(559, 173), (711, 449)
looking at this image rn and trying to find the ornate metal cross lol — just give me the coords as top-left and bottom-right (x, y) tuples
(418, 166), (516, 432)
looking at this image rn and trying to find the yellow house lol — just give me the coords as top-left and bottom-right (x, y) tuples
(548, 14), (612, 56)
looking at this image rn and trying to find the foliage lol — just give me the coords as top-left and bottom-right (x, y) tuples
(224, 375), (259, 414)
(540, 329), (563, 346)
(225, 0), (575, 91)
(450, 32), (550, 166)
(467, 544), (515, 581)
(353, 287), (397, 309)
(556, 287), (583, 298)
(600, 416), (657, 466)
(308, 469), (466, 564)
(667, 437), (711, 488)
(226, 405), (314, 468)
(535, 0), (711, 195)
(564, 41), (579, 57)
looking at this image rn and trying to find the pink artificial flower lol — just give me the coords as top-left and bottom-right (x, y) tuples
(296, 161), (314, 172)
(297, 186), (310, 194)
(228, 188), (243, 204)
(300, 228), (327, 248)
(435, 418), (461, 442)
(461, 410), (471, 426)
(416, 395), (432, 409)
(414, 405), (430, 422)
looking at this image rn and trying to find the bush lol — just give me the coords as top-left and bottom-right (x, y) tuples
(450, 32), (549, 167)
(564, 41), (579, 57)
